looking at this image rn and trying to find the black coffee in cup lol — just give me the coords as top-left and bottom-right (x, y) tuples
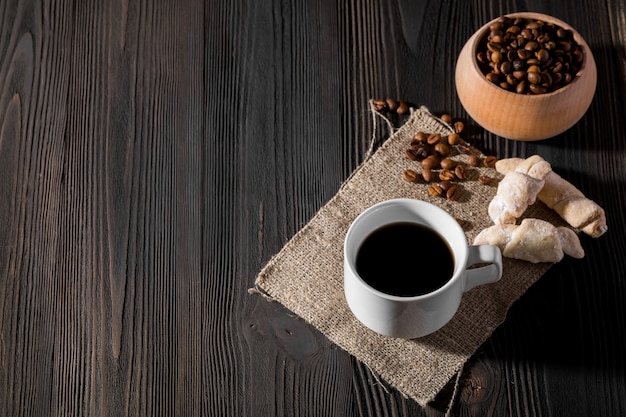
(355, 222), (454, 297)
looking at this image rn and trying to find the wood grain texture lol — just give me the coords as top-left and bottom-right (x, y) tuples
(0, 0), (625, 416)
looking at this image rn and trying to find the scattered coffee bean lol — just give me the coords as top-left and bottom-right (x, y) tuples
(446, 185), (461, 201)
(402, 169), (419, 183)
(427, 133), (442, 145)
(439, 169), (455, 181)
(422, 155), (440, 170)
(373, 99), (387, 111)
(448, 133), (462, 145)
(439, 180), (453, 191)
(440, 158), (457, 170)
(416, 146), (430, 159)
(467, 154), (480, 166)
(397, 101), (409, 114)
(434, 142), (452, 156)
(428, 183), (443, 197)
(398, 110), (503, 204)
(405, 148), (419, 161)
(483, 155), (498, 168)
(421, 168), (434, 182)
(454, 164), (468, 180)
(386, 98), (398, 111)
(372, 98), (412, 115)
(413, 131), (428, 143)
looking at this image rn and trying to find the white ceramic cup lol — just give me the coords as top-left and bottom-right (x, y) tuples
(344, 199), (502, 339)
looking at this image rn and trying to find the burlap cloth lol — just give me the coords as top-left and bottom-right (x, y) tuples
(254, 104), (562, 407)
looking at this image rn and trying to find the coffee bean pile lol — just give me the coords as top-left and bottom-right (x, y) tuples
(401, 113), (497, 201)
(476, 16), (584, 94)
(372, 98), (410, 115)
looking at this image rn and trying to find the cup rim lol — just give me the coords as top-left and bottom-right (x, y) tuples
(344, 198), (468, 301)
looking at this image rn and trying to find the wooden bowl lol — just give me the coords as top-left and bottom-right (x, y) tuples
(455, 12), (596, 141)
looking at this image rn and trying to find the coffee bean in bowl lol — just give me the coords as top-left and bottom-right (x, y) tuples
(455, 12), (596, 141)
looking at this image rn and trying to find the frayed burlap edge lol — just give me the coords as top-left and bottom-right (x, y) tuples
(253, 102), (559, 407)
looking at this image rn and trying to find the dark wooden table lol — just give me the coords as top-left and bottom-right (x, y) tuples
(1, 1), (625, 415)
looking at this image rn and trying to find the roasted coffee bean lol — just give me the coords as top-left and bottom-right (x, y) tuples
(524, 40), (539, 51)
(441, 114), (453, 124)
(573, 49), (584, 64)
(421, 168), (435, 183)
(402, 169), (419, 183)
(526, 58), (541, 66)
(536, 48), (550, 62)
(434, 142), (452, 156)
(483, 155), (498, 168)
(439, 180), (453, 191)
(446, 186), (461, 201)
(490, 22), (504, 31)
(422, 155), (440, 170)
(513, 70), (526, 80)
(427, 133), (442, 145)
(397, 101), (409, 114)
(476, 17), (583, 94)
(477, 51), (489, 64)
(439, 169), (455, 181)
(486, 72), (500, 84)
(409, 140), (428, 157)
(447, 133), (462, 145)
(491, 34), (505, 44)
(529, 84), (548, 94)
(458, 144), (472, 154)
(506, 74), (518, 86)
(527, 71), (542, 85)
(373, 99), (387, 111)
(478, 175), (492, 185)
(542, 71), (553, 86)
(564, 73), (573, 84)
(552, 72), (563, 84)
(413, 131), (428, 143)
(428, 183), (443, 197)
(506, 49), (517, 63)
(520, 28), (533, 40)
(506, 24), (521, 34)
(455, 164), (468, 180)
(440, 158), (456, 170)
(414, 146), (429, 159)
(386, 98), (398, 111)
(467, 154), (480, 167)
(545, 40), (557, 50)
(454, 121), (465, 133)
(500, 61), (512, 74)
(405, 149), (419, 161)
(517, 49), (532, 60)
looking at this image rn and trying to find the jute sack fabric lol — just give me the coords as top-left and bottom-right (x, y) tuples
(254, 105), (560, 406)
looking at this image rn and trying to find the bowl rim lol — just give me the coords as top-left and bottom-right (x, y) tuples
(469, 11), (593, 99)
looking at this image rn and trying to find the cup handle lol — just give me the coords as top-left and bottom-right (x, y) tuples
(464, 245), (503, 292)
